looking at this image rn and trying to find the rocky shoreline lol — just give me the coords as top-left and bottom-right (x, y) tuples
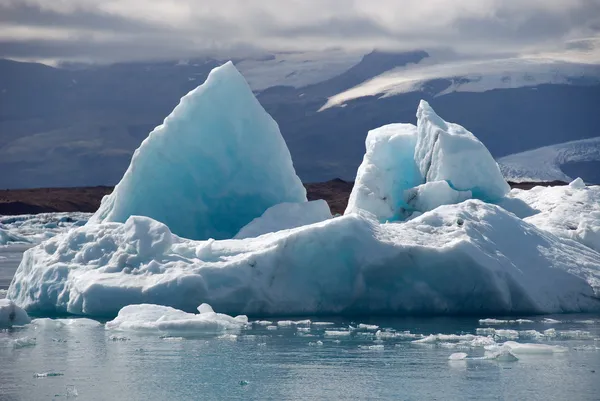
(0, 179), (567, 216)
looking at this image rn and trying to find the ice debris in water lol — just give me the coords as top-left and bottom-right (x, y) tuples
(12, 336), (36, 349)
(88, 61), (306, 241)
(358, 324), (379, 330)
(359, 344), (385, 350)
(105, 303), (247, 334)
(0, 299), (31, 328)
(486, 341), (568, 355)
(253, 320), (273, 326)
(311, 322), (335, 326)
(448, 352), (468, 360)
(33, 372), (64, 378)
(479, 318), (534, 325)
(308, 341), (324, 346)
(324, 330), (352, 337)
(542, 318), (562, 324)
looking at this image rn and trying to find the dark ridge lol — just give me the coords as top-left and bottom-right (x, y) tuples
(0, 180), (569, 216)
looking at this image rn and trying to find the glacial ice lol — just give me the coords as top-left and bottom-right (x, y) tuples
(0, 298), (31, 327)
(105, 303), (248, 334)
(234, 200), (332, 239)
(8, 198), (600, 317)
(345, 101), (509, 221)
(88, 61), (306, 240)
(415, 100), (509, 201)
(345, 123), (421, 221)
(499, 181), (600, 252)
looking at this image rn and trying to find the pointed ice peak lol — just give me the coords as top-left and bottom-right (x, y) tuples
(89, 62), (306, 240)
(569, 177), (586, 189)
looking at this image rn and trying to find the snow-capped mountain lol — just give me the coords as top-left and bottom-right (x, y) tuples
(1, 50), (600, 188)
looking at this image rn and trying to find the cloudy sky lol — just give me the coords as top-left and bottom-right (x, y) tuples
(1, 0), (599, 64)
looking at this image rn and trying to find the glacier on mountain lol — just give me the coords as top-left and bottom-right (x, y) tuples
(6, 63), (600, 318)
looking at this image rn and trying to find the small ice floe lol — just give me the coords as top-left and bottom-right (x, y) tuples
(308, 341), (323, 346)
(297, 327), (310, 333)
(483, 349), (519, 362)
(448, 352), (468, 360)
(479, 318), (535, 325)
(253, 320), (273, 326)
(486, 341), (568, 355)
(375, 330), (421, 340)
(266, 326), (278, 331)
(105, 303), (247, 335)
(413, 334), (495, 348)
(12, 336), (36, 349)
(518, 330), (545, 340)
(494, 329), (520, 340)
(311, 322), (335, 326)
(324, 330), (351, 337)
(33, 372), (64, 378)
(109, 335), (130, 341)
(161, 336), (184, 341)
(358, 324), (379, 330)
(359, 344), (384, 350)
(542, 318), (562, 324)
(0, 299), (31, 328)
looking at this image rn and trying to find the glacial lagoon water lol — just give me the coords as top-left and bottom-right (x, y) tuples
(2, 245), (600, 401)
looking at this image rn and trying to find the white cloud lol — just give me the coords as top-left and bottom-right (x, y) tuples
(0, 0), (599, 62)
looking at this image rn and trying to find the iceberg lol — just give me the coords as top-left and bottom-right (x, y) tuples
(8, 200), (600, 317)
(88, 61), (306, 240)
(234, 200), (332, 239)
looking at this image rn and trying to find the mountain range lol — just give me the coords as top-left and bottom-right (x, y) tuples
(1, 50), (600, 188)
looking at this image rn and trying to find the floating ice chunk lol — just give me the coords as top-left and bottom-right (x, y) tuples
(266, 326), (277, 331)
(542, 318), (561, 324)
(375, 330), (421, 340)
(253, 320), (273, 326)
(105, 303), (247, 334)
(308, 340), (324, 346)
(0, 299), (31, 328)
(519, 330), (545, 340)
(13, 336), (36, 349)
(556, 330), (593, 340)
(415, 100), (510, 201)
(569, 177), (586, 189)
(515, 319), (534, 324)
(544, 328), (557, 338)
(277, 321), (294, 327)
(484, 349), (519, 362)
(491, 341), (568, 355)
(576, 320), (596, 324)
(109, 335), (130, 341)
(31, 318), (101, 329)
(479, 318), (509, 325)
(413, 334), (476, 344)
(312, 322), (335, 326)
(297, 327), (310, 332)
(235, 201), (332, 239)
(358, 324), (380, 330)
(345, 123), (421, 221)
(476, 328), (496, 336)
(404, 181), (471, 213)
(33, 372), (64, 378)
(324, 330), (352, 337)
(89, 61), (306, 241)
(359, 344), (384, 350)
(449, 352), (468, 360)
(494, 329), (520, 340)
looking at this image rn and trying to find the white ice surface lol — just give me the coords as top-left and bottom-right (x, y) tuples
(234, 200), (332, 239)
(8, 200), (600, 317)
(415, 101), (509, 201)
(0, 298), (31, 327)
(346, 101), (509, 221)
(105, 303), (248, 334)
(499, 137), (600, 183)
(498, 182), (600, 252)
(88, 61), (306, 240)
